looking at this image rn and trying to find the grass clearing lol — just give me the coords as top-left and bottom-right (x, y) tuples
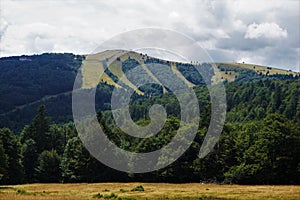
(0, 183), (299, 200)
(82, 51), (299, 92)
(216, 62), (298, 76)
(170, 63), (195, 87)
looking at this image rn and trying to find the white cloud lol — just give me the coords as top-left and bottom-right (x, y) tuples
(169, 11), (180, 19)
(0, 0), (298, 71)
(245, 22), (288, 39)
(0, 18), (9, 39)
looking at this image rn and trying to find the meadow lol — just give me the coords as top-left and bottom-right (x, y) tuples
(0, 183), (300, 200)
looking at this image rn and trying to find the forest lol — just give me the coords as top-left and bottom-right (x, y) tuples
(0, 77), (299, 185)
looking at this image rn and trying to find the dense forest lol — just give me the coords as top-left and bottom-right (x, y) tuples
(0, 79), (299, 185)
(0, 53), (298, 133)
(0, 53), (299, 185)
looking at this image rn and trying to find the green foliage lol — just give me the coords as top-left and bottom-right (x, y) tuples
(0, 128), (24, 184)
(118, 197), (137, 200)
(60, 137), (89, 182)
(103, 193), (118, 199)
(19, 106), (70, 183)
(92, 193), (103, 198)
(60, 136), (109, 182)
(122, 57), (140, 74)
(105, 68), (119, 83)
(0, 53), (82, 114)
(176, 63), (213, 85)
(36, 150), (61, 183)
(16, 189), (29, 195)
(131, 185), (144, 191)
(0, 52), (299, 185)
(1, 54), (298, 133)
(226, 79), (300, 121)
(0, 141), (8, 181)
(31, 105), (50, 152)
(224, 114), (300, 184)
(21, 139), (38, 183)
(47, 125), (66, 155)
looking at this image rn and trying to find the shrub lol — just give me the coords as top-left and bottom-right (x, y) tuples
(118, 197), (137, 200)
(92, 193), (103, 198)
(131, 185), (144, 192)
(16, 189), (29, 195)
(103, 193), (118, 199)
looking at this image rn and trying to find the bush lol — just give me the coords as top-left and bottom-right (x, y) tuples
(92, 193), (103, 198)
(131, 185), (144, 192)
(16, 189), (29, 195)
(103, 193), (118, 199)
(118, 197), (136, 200)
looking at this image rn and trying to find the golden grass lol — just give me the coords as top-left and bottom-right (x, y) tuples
(82, 51), (299, 92)
(0, 183), (299, 200)
(108, 60), (144, 95)
(81, 52), (123, 89)
(81, 60), (121, 89)
(127, 52), (168, 93)
(220, 71), (239, 82)
(170, 63), (195, 87)
(82, 50), (144, 95)
(82, 51), (299, 91)
(218, 62), (298, 76)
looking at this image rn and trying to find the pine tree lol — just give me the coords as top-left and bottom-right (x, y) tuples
(0, 141), (8, 182)
(30, 105), (51, 153)
(21, 139), (38, 183)
(36, 150), (61, 183)
(20, 105), (51, 153)
(0, 128), (24, 184)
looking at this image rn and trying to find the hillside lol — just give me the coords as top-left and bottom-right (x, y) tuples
(216, 62), (298, 83)
(0, 51), (299, 185)
(0, 50), (299, 132)
(82, 50), (299, 89)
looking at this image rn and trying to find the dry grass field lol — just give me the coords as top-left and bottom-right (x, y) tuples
(0, 183), (299, 200)
(82, 50), (299, 90)
(218, 62), (298, 76)
(215, 62), (299, 82)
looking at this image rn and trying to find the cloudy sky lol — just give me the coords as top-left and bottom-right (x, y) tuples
(0, 0), (299, 71)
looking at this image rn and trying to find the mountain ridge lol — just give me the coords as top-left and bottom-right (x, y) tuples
(0, 50), (299, 132)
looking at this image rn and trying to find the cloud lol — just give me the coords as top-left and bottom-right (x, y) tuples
(216, 31), (273, 51)
(0, 0), (299, 71)
(169, 11), (180, 19)
(0, 18), (9, 40)
(245, 22), (288, 39)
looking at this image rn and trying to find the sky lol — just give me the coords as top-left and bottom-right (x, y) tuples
(0, 0), (299, 71)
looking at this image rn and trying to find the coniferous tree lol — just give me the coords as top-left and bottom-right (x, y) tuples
(36, 150), (61, 183)
(21, 139), (38, 183)
(0, 128), (24, 184)
(61, 137), (92, 182)
(0, 141), (8, 182)
(30, 105), (51, 153)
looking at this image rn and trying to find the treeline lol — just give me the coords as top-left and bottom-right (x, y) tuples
(0, 79), (299, 185)
(0, 53), (83, 131)
(0, 53), (83, 113)
(1, 53), (299, 133)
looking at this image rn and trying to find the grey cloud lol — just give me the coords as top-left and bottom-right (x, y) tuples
(207, 49), (236, 63)
(0, 0), (299, 71)
(216, 31), (275, 51)
(261, 47), (299, 71)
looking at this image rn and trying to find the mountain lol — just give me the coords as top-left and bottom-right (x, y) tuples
(82, 50), (298, 90)
(0, 50), (299, 185)
(0, 50), (299, 132)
